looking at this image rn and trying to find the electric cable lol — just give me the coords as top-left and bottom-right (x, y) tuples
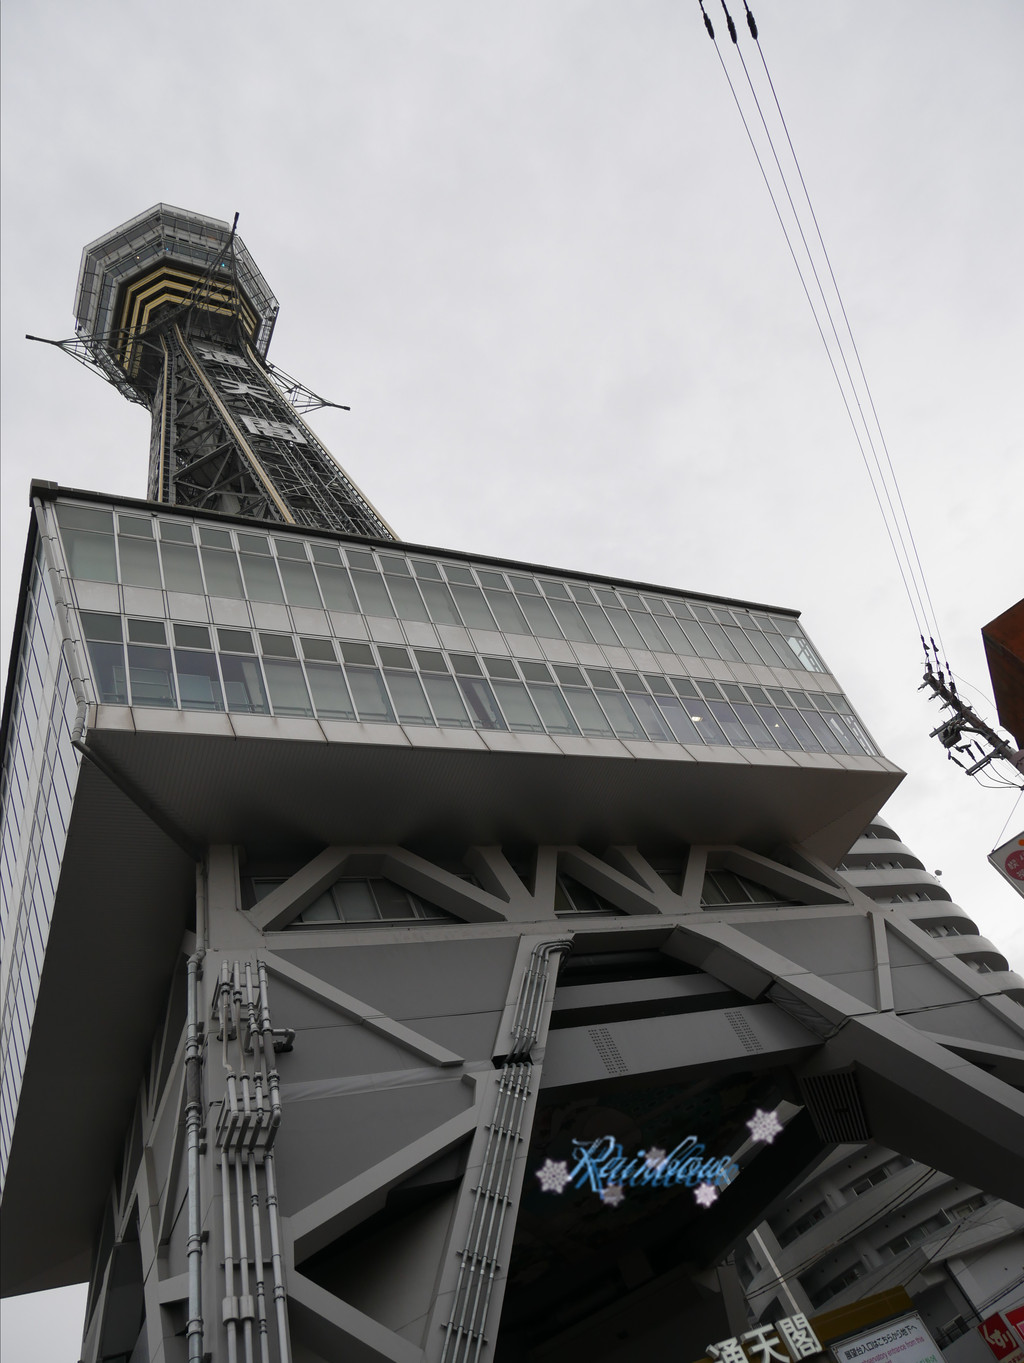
(743, 1166), (940, 1301)
(696, 6), (930, 651)
(697, 1), (948, 675)
(725, 5), (937, 659)
(744, 14), (952, 674)
(993, 790), (1023, 850)
(866, 1198), (996, 1296)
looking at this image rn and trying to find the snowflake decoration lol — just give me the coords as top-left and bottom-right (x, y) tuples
(644, 1147), (667, 1169)
(535, 1159), (572, 1194)
(694, 1182), (719, 1208)
(601, 1184), (626, 1207)
(746, 1109), (783, 1144)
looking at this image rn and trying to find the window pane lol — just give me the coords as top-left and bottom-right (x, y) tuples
(491, 679), (545, 732)
(387, 576), (432, 623)
(550, 600), (595, 644)
(518, 596), (562, 640)
(824, 712), (862, 755)
(577, 603), (620, 646)
(334, 880), (378, 921)
(261, 659), (313, 716)
(423, 675), (472, 728)
(127, 645), (176, 707)
(174, 650), (225, 710)
(802, 710), (846, 754)
(61, 528), (118, 582)
(701, 623), (742, 662)
(346, 667), (396, 722)
(563, 689), (615, 737)
(160, 541), (204, 593)
(755, 704), (802, 750)
(678, 623), (712, 658)
(711, 871), (753, 904)
(485, 591), (530, 634)
(86, 641), (128, 703)
(420, 581), (462, 627)
(118, 536), (162, 588)
(351, 571), (396, 618)
(593, 690), (645, 740)
(723, 626), (762, 665)
(755, 632), (793, 667)
(278, 559), (322, 608)
(240, 554), (285, 603)
(654, 616), (696, 656)
(630, 612), (670, 652)
(707, 700), (752, 746)
(299, 891), (340, 923)
(313, 563), (359, 612)
(605, 608), (645, 649)
(527, 684), (580, 736)
(775, 705), (824, 752)
(451, 584), (497, 630)
(304, 662), (355, 719)
(385, 671), (434, 725)
(732, 703), (779, 748)
(372, 880), (417, 920)
(201, 548), (245, 599)
(623, 691), (673, 741)
(457, 676), (507, 730)
(655, 695), (703, 744)
(80, 611), (123, 642)
(838, 711), (874, 755)
(221, 655), (271, 714)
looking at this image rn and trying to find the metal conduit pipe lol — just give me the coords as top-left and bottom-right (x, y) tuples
(247, 1153), (272, 1363)
(263, 1151), (292, 1363)
(219, 963), (240, 1150)
(442, 941), (570, 1362)
(255, 961), (291, 1363)
(185, 950), (205, 1363)
(221, 1153), (240, 1363)
(240, 966), (272, 1360)
(234, 1156), (256, 1363)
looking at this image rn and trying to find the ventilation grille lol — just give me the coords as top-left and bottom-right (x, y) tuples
(799, 1070), (871, 1143)
(725, 1010), (764, 1054)
(588, 1027), (628, 1075)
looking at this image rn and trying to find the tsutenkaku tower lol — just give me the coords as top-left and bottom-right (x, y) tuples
(3, 206), (1024, 1363)
(71, 203), (393, 537)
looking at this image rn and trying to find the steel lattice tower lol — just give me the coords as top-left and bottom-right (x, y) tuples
(67, 204), (394, 537)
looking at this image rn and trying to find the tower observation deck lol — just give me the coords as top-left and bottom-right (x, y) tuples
(3, 208), (1023, 1363)
(73, 203), (394, 537)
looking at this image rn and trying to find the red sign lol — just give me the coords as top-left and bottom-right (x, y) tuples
(980, 1314), (1021, 1361)
(1006, 1308), (1024, 1350)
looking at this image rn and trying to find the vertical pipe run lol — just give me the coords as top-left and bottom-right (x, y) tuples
(184, 952), (204, 1363)
(441, 940), (570, 1363)
(247, 1154), (272, 1363)
(234, 1155), (255, 1363)
(222, 1154), (239, 1363)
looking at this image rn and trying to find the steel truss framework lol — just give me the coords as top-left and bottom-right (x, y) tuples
(146, 320), (393, 536)
(76, 841), (1024, 1363)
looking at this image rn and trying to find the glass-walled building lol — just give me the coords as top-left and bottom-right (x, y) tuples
(49, 489), (876, 757)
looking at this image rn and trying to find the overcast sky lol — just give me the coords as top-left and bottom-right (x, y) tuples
(2, 0), (1022, 1352)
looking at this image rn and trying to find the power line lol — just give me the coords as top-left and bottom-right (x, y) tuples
(695, 0), (948, 675)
